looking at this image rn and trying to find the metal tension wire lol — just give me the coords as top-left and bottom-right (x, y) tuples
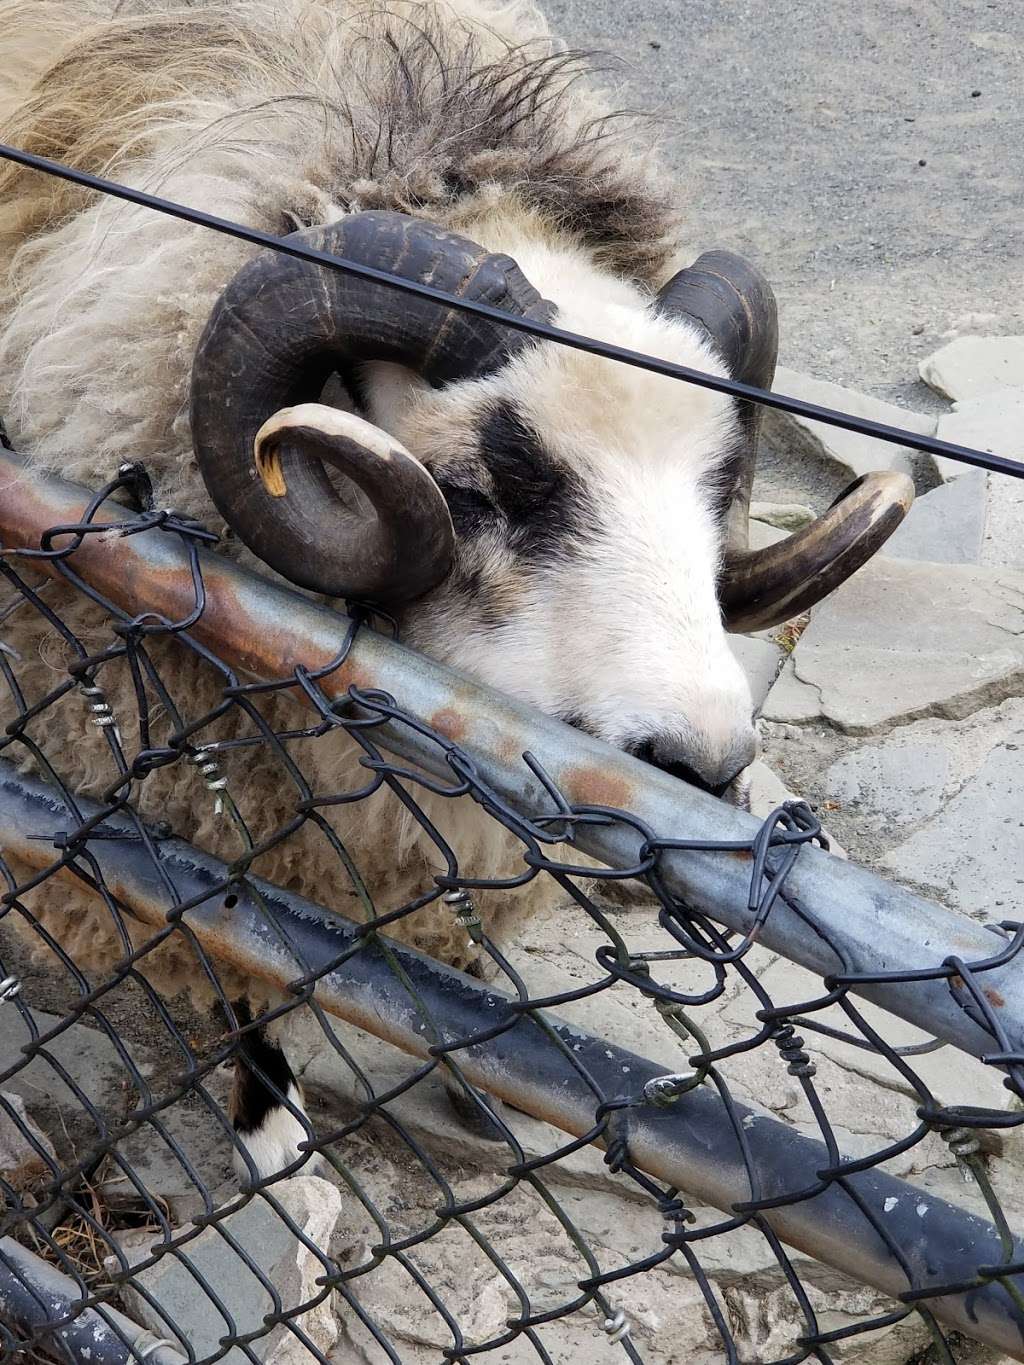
(1, 141), (1022, 483)
(3, 133), (1024, 1365)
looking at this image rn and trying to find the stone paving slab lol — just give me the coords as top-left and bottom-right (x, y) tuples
(749, 500), (814, 531)
(0, 1090), (56, 1195)
(824, 734), (953, 831)
(330, 1178), (924, 1365)
(934, 385), (1024, 486)
(0, 1006), (147, 1118)
(763, 558), (1024, 732)
(749, 518), (789, 549)
(878, 716), (1024, 923)
(763, 365), (936, 484)
(983, 472), (1024, 573)
(762, 699), (1024, 928)
(922, 385), (1024, 575)
(0, 1006), (233, 1215)
(731, 635), (785, 711)
(919, 335), (1024, 402)
(120, 1176), (343, 1364)
(881, 467), (988, 564)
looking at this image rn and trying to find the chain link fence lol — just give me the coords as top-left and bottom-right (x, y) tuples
(0, 440), (1023, 1365)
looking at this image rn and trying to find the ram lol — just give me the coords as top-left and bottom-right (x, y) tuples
(0, 0), (909, 1178)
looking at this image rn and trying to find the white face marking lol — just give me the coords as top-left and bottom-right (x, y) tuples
(368, 263), (759, 793)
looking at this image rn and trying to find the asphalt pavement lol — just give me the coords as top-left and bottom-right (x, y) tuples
(545, 0), (1024, 407)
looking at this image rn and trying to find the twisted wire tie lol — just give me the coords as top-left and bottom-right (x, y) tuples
(79, 681), (122, 743)
(654, 997), (687, 1023)
(191, 747), (229, 814)
(443, 888), (482, 930)
(660, 1196), (697, 1242)
(773, 1023), (817, 1079)
(644, 1072), (701, 1106)
(941, 1125), (981, 1184)
(0, 975), (22, 1002)
(601, 1307), (632, 1344)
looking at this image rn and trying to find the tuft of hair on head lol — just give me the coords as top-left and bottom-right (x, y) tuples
(0, 0), (680, 284)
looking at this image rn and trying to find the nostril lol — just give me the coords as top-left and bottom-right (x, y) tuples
(627, 734), (754, 799)
(659, 759), (733, 800)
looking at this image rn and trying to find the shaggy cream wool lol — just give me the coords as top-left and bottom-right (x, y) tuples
(0, 0), (693, 999)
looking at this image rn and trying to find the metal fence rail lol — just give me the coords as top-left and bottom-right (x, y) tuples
(1, 448), (1020, 1060)
(4, 761), (1024, 1355)
(1, 452), (1023, 1364)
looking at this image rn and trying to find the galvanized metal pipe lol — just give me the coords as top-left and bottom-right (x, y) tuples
(0, 448), (1019, 1066)
(0, 1236), (187, 1365)
(1, 763), (1023, 1358)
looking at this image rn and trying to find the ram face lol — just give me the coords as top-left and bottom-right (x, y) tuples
(192, 213), (911, 804)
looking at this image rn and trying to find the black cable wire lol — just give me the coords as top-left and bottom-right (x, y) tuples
(2, 141), (1023, 483)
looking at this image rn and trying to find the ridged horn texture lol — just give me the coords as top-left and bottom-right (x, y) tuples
(719, 471), (915, 633)
(253, 405), (455, 604)
(654, 251), (913, 631)
(190, 211), (554, 603)
(654, 250), (778, 554)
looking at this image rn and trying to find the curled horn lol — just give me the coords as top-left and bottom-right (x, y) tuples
(190, 211), (554, 604)
(654, 252), (913, 632)
(253, 405), (455, 604)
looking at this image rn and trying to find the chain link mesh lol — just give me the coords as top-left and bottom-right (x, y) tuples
(1, 463), (1023, 1365)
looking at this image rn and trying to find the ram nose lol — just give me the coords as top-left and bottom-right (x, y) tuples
(630, 730), (758, 800)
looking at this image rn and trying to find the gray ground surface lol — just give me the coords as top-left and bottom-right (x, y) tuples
(546, 0), (1024, 409)
(4, 12), (1023, 1361)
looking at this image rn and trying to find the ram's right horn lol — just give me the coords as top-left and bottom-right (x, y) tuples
(251, 405), (455, 604)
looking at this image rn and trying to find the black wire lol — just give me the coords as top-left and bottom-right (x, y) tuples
(4, 136), (1024, 1365)
(2, 141), (1023, 483)
(4, 443), (1024, 1365)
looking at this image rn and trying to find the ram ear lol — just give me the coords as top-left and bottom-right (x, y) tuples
(654, 250), (777, 551)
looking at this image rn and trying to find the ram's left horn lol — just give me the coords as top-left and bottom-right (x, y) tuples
(251, 404), (455, 604)
(191, 211), (552, 603)
(654, 251), (914, 631)
(718, 470), (914, 633)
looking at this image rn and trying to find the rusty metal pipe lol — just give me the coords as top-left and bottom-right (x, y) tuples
(1, 763), (1023, 1357)
(0, 448), (1020, 1068)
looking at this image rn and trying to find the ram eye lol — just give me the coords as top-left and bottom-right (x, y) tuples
(436, 481), (497, 538)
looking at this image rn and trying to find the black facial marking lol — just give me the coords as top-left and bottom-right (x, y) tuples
(434, 472), (498, 541)
(430, 402), (597, 631)
(628, 740), (733, 801)
(478, 401), (592, 562)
